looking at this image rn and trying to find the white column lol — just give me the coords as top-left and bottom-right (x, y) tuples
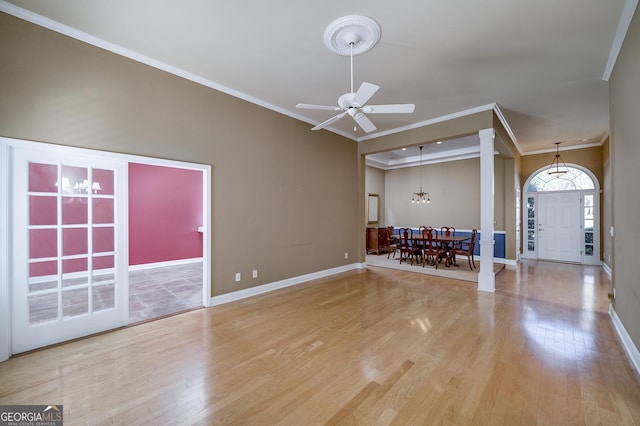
(478, 128), (495, 293)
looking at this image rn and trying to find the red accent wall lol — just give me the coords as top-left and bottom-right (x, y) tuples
(128, 163), (203, 265)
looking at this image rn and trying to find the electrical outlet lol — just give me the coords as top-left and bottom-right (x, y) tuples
(235, 273), (241, 282)
(252, 269), (258, 278)
(344, 252), (348, 259)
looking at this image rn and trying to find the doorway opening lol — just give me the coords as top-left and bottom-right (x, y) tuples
(0, 137), (211, 358)
(522, 164), (600, 265)
(127, 162), (205, 323)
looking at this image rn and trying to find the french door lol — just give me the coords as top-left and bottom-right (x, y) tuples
(11, 143), (128, 354)
(537, 192), (581, 263)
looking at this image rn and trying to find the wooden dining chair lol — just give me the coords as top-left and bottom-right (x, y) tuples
(414, 226), (431, 253)
(398, 227), (415, 265)
(450, 229), (477, 269)
(421, 228), (446, 269)
(440, 226), (455, 237)
(438, 226), (456, 260)
(419, 226), (433, 240)
(387, 227), (398, 259)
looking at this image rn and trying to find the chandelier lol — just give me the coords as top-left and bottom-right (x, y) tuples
(411, 145), (430, 204)
(547, 142), (568, 177)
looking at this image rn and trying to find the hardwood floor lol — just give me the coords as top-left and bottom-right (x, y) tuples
(1, 260), (638, 425)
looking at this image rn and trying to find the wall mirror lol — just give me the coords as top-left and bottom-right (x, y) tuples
(367, 193), (379, 224)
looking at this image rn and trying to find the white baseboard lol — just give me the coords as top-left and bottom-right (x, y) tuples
(609, 305), (640, 376)
(494, 257), (517, 266)
(602, 262), (612, 279)
(128, 257), (203, 271)
(210, 262), (366, 306)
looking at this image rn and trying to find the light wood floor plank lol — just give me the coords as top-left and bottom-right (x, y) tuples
(1, 260), (639, 425)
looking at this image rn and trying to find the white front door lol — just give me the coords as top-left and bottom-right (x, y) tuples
(537, 192), (581, 263)
(11, 143), (128, 354)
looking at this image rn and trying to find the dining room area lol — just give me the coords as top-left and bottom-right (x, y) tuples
(365, 225), (505, 283)
(364, 138), (515, 283)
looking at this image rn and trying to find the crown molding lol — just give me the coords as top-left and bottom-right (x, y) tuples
(602, 0), (639, 81)
(523, 141), (605, 156)
(0, 1), (359, 140)
(0, 1), (521, 151)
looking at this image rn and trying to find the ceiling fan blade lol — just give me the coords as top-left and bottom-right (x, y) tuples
(296, 103), (341, 111)
(351, 82), (379, 107)
(353, 112), (377, 133)
(362, 104), (415, 114)
(311, 112), (347, 131)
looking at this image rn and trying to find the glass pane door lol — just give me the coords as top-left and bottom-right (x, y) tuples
(583, 194), (594, 257)
(13, 145), (127, 354)
(524, 195), (536, 256)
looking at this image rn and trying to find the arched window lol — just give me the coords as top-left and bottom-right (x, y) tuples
(526, 166), (594, 192)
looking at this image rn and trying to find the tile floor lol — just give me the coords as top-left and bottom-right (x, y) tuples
(28, 262), (203, 326)
(128, 262), (203, 323)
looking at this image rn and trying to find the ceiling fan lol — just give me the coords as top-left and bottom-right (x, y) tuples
(296, 15), (415, 134)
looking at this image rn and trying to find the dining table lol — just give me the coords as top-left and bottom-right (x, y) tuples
(403, 233), (470, 267)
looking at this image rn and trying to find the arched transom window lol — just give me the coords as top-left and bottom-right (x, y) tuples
(526, 166), (595, 192)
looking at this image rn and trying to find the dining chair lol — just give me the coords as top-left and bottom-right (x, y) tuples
(440, 226), (455, 236)
(387, 226), (398, 259)
(438, 226), (456, 258)
(419, 225), (433, 239)
(415, 226), (431, 252)
(398, 227), (415, 265)
(421, 228), (446, 268)
(450, 229), (477, 269)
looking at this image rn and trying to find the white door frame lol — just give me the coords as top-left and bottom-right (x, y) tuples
(522, 163), (600, 265)
(0, 141), (11, 362)
(0, 137), (212, 361)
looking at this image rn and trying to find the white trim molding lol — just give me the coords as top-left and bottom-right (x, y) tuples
(0, 142), (11, 362)
(128, 257), (204, 272)
(210, 263), (366, 306)
(494, 257), (518, 266)
(609, 305), (640, 377)
(0, 2), (525, 149)
(602, 0), (640, 81)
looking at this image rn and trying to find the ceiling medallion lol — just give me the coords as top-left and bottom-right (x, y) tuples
(323, 15), (381, 56)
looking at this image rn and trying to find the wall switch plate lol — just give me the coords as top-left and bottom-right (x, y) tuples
(252, 269), (258, 278)
(344, 252), (348, 259)
(235, 273), (241, 282)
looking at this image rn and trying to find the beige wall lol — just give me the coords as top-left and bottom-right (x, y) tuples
(385, 158), (483, 229)
(502, 158), (519, 259)
(0, 13), (359, 297)
(520, 146), (604, 188)
(610, 7), (640, 350)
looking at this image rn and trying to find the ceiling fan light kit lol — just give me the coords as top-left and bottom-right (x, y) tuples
(296, 15), (415, 134)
